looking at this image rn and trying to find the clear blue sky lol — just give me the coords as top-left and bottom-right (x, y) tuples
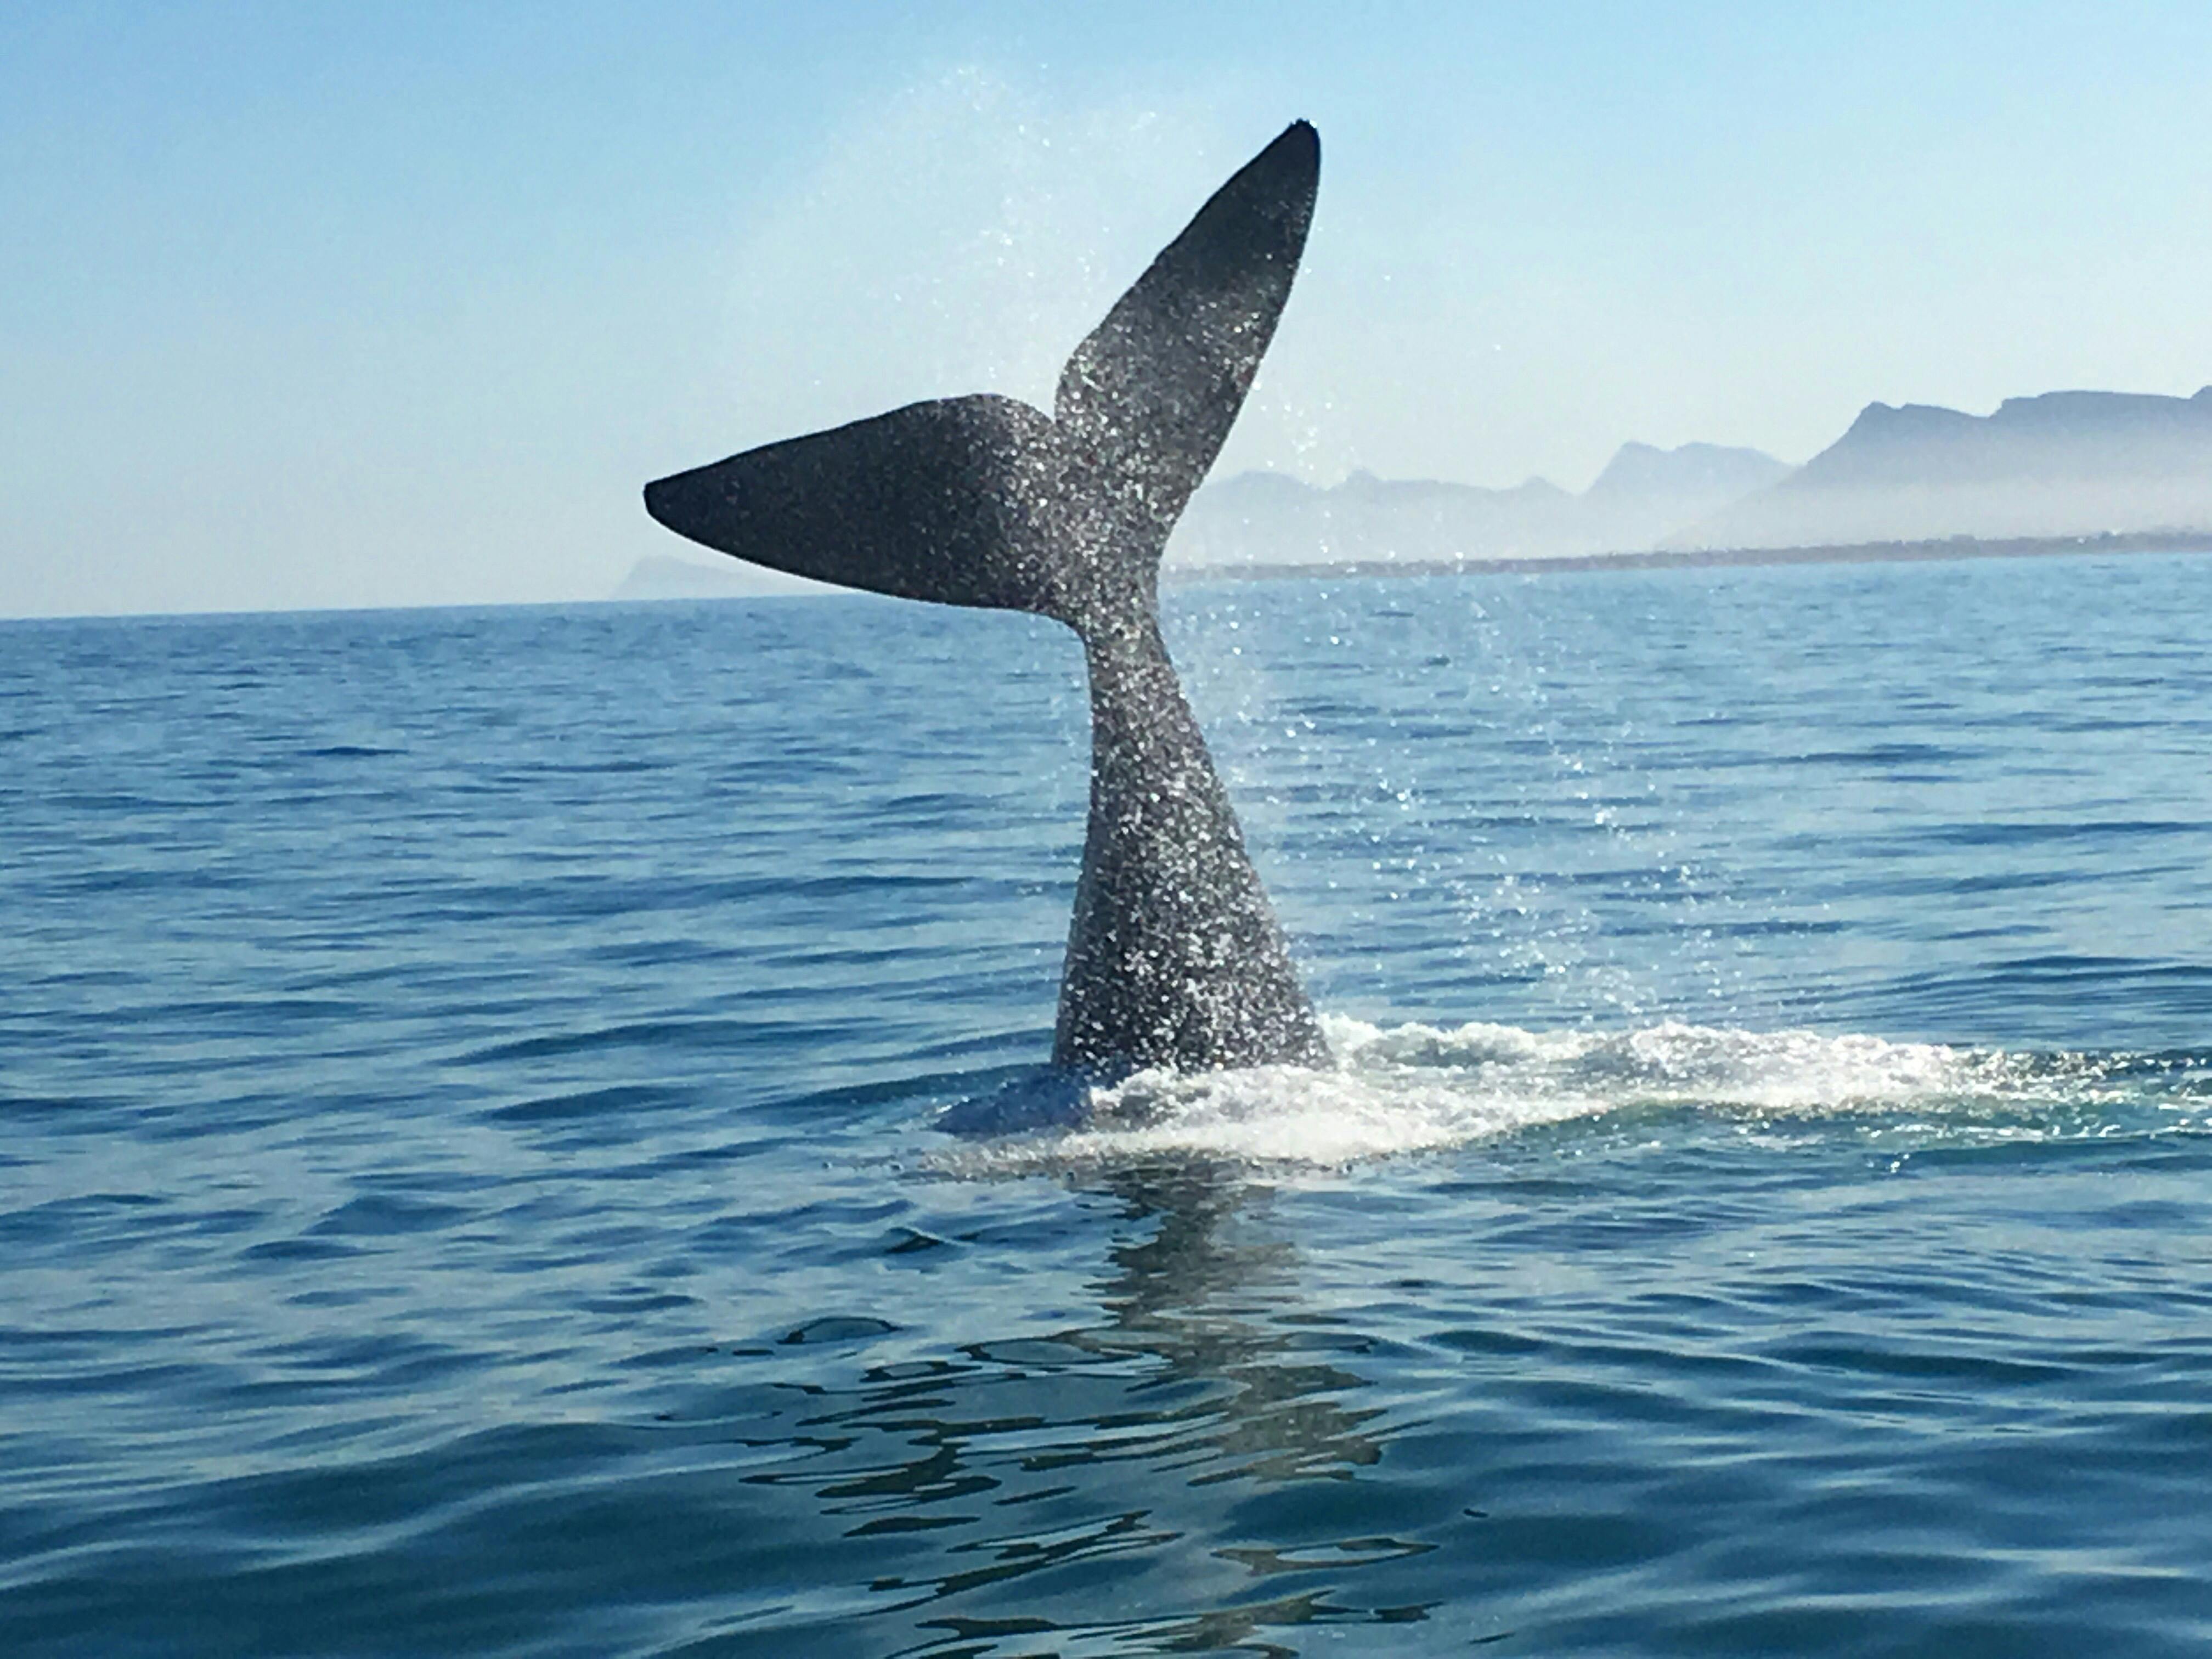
(5, 2), (2209, 616)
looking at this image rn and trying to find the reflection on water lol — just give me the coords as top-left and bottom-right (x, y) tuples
(1066, 1166), (1389, 1489)
(731, 1163), (1437, 1654)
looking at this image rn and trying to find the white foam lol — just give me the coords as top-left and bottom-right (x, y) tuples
(931, 1015), (2181, 1176)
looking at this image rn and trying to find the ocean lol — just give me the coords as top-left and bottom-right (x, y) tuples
(4, 551), (2210, 1656)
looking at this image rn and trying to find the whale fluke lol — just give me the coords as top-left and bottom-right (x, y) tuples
(645, 121), (1330, 1074)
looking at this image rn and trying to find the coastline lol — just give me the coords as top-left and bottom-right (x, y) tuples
(1166, 528), (2212, 584)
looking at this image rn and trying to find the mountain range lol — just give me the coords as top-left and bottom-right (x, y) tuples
(1167, 441), (1791, 569)
(1170, 385), (2212, 571)
(1668, 386), (2212, 551)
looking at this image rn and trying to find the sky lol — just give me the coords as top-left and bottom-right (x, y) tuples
(4, 2), (2211, 617)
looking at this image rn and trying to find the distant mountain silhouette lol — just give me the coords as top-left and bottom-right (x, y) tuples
(1672, 386), (2212, 550)
(610, 553), (826, 600)
(1170, 441), (1790, 568)
(1584, 439), (1793, 504)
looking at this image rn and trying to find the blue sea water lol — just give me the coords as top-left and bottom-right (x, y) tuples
(4, 551), (2211, 1656)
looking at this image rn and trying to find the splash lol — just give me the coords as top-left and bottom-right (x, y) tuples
(933, 1015), (2209, 1173)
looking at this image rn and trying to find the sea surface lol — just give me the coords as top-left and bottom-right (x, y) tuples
(5, 551), (2211, 1656)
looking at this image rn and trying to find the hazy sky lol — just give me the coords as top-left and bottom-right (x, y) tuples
(5, 2), (2210, 617)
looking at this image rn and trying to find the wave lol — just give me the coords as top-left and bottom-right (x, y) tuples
(933, 1015), (2210, 1172)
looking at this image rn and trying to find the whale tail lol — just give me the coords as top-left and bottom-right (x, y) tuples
(644, 121), (1329, 1075)
(641, 121), (1319, 634)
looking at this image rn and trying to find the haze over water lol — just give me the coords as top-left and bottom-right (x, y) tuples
(6, 551), (2212, 1655)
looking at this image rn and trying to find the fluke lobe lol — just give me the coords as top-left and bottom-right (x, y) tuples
(645, 121), (1329, 1074)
